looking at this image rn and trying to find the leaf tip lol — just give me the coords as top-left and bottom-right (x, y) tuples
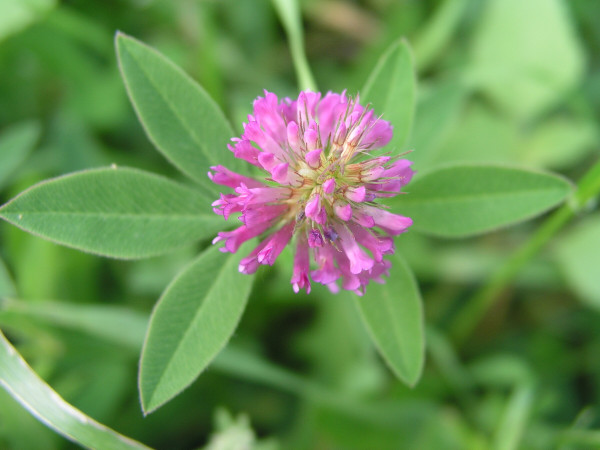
(114, 30), (128, 42)
(138, 374), (158, 416)
(398, 36), (413, 51)
(138, 385), (173, 416)
(114, 30), (125, 50)
(114, 31), (137, 58)
(139, 399), (156, 417)
(403, 362), (425, 388)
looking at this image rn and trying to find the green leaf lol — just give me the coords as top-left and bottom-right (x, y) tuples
(0, 167), (223, 259)
(354, 253), (424, 386)
(391, 164), (573, 237)
(116, 32), (245, 192)
(0, 0), (56, 42)
(554, 215), (600, 309)
(139, 245), (254, 413)
(0, 298), (403, 425)
(469, 0), (584, 121)
(0, 121), (41, 190)
(361, 39), (416, 152)
(0, 329), (149, 449)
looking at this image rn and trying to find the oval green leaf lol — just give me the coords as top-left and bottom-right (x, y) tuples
(0, 167), (223, 259)
(361, 39), (416, 152)
(116, 32), (245, 192)
(139, 245), (254, 414)
(354, 253), (424, 386)
(0, 329), (149, 449)
(0, 298), (401, 423)
(391, 164), (573, 237)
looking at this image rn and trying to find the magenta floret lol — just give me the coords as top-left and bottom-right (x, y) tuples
(209, 90), (414, 295)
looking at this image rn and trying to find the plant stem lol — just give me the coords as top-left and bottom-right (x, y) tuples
(450, 159), (600, 344)
(290, 34), (318, 92)
(271, 0), (318, 92)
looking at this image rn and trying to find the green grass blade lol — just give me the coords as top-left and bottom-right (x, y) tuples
(0, 329), (150, 449)
(0, 299), (418, 428)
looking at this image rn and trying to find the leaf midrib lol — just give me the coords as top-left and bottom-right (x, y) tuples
(379, 284), (408, 375)
(1, 211), (217, 220)
(397, 186), (568, 205)
(144, 253), (246, 409)
(123, 43), (216, 168)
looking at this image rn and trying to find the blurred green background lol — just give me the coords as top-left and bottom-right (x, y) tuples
(1, 0), (600, 448)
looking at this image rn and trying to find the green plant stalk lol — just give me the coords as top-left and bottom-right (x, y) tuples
(271, 0), (317, 92)
(289, 31), (318, 92)
(450, 159), (600, 343)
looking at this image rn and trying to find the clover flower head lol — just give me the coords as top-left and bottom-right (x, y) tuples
(209, 90), (414, 295)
